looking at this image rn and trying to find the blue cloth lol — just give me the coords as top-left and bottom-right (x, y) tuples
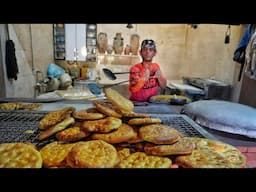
(237, 24), (252, 49)
(233, 24), (253, 66)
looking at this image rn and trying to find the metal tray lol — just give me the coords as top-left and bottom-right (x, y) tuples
(0, 110), (55, 148)
(0, 111), (216, 148)
(149, 114), (216, 139)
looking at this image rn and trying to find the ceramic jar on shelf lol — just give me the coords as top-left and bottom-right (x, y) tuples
(130, 34), (140, 55)
(113, 33), (124, 55)
(97, 32), (108, 54)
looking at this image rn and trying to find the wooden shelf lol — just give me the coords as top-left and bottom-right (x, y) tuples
(97, 54), (140, 65)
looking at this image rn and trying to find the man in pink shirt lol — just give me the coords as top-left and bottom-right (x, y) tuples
(129, 39), (167, 102)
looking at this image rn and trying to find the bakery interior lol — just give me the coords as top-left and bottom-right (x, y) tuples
(0, 23), (256, 168)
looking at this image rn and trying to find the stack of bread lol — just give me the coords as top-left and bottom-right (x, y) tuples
(0, 102), (42, 110)
(0, 88), (247, 168)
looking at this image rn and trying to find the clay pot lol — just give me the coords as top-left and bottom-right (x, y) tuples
(97, 32), (108, 54)
(106, 44), (113, 54)
(124, 44), (131, 55)
(113, 33), (124, 55)
(130, 34), (140, 55)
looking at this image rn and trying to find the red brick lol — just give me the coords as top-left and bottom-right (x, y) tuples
(247, 147), (256, 153)
(171, 164), (179, 168)
(236, 146), (248, 153)
(246, 160), (256, 168)
(245, 153), (256, 161)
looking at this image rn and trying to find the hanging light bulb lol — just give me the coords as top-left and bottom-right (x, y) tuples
(126, 24), (133, 29)
(190, 24), (198, 29)
(225, 25), (231, 44)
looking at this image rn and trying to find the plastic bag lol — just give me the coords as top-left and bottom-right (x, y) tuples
(47, 63), (65, 79)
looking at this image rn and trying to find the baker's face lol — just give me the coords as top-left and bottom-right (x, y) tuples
(140, 47), (156, 62)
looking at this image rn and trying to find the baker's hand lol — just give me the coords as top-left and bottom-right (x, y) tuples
(142, 68), (150, 81)
(153, 70), (162, 79)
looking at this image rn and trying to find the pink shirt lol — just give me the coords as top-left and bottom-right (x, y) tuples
(129, 63), (160, 102)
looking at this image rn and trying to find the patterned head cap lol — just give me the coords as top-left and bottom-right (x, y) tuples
(141, 39), (156, 50)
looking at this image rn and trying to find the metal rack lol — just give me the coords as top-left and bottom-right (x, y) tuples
(149, 114), (216, 139)
(0, 111), (215, 149)
(0, 110), (55, 148)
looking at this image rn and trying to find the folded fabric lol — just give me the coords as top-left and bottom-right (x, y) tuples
(182, 100), (256, 138)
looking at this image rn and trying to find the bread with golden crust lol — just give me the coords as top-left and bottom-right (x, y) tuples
(40, 141), (75, 168)
(56, 126), (90, 142)
(128, 117), (162, 126)
(104, 88), (134, 112)
(81, 116), (122, 133)
(66, 140), (118, 168)
(91, 123), (137, 144)
(38, 107), (75, 130)
(144, 137), (195, 156)
(38, 117), (75, 140)
(175, 137), (247, 168)
(116, 152), (172, 168)
(93, 101), (122, 118)
(72, 109), (105, 120)
(0, 142), (42, 168)
(120, 111), (149, 118)
(0, 102), (21, 110)
(139, 124), (182, 144)
(20, 103), (42, 110)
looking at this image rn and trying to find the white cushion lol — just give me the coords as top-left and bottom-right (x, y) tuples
(182, 100), (256, 138)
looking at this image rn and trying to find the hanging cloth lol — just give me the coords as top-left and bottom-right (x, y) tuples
(244, 30), (256, 80)
(5, 24), (19, 80)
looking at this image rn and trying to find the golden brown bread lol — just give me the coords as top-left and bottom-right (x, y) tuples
(66, 140), (118, 168)
(175, 137), (247, 168)
(93, 101), (122, 118)
(72, 109), (105, 120)
(81, 116), (122, 133)
(38, 107), (75, 130)
(116, 152), (172, 168)
(0, 143), (42, 168)
(38, 117), (75, 140)
(104, 88), (134, 112)
(91, 123), (137, 144)
(120, 111), (149, 118)
(139, 124), (182, 144)
(128, 117), (162, 126)
(40, 141), (75, 168)
(56, 126), (90, 142)
(144, 137), (195, 156)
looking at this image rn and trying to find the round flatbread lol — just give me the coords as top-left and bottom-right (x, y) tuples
(128, 117), (162, 126)
(0, 143), (42, 168)
(40, 141), (75, 168)
(175, 137), (247, 168)
(66, 140), (118, 168)
(91, 123), (137, 144)
(72, 109), (105, 120)
(93, 101), (122, 118)
(149, 95), (190, 104)
(56, 126), (90, 142)
(139, 124), (182, 144)
(144, 137), (196, 156)
(104, 88), (134, 112)
(81, 116), (122, 133)
(117, 152), (172, 168)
